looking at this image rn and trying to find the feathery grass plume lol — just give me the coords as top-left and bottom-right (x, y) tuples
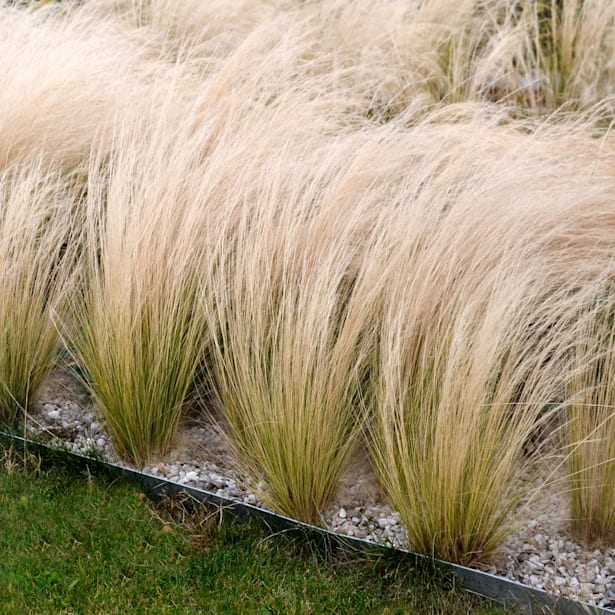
(82, 0), (276, 62)
(365, 194), (496, 562)
(202, 128), (409, 524)
(367, 215), (568, 565)
(406, 0), (615, 118)
(422, 0), (615, 118)
(82, 0), (398, 129)
(81, 0), (445, 123)
(285, 0), (436, 120)
(565, 282), (615, 545)
(404, 0), (506, 106)
(361, 115), (615, 565)
(0, 159), (79, 428)
(319, 0), (615, 120)
(510, 0), (615, 115)
(0, 2), (163, 172)
(77, 0), (615, 124)
(67, 112), (213, 467)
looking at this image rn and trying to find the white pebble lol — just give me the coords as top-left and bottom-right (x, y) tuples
(580, 583), (594, 595)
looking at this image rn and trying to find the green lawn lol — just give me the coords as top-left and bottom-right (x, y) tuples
(0, 447), (516, 615)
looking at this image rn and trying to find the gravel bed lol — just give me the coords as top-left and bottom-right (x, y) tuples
(24, 369), (615, 610)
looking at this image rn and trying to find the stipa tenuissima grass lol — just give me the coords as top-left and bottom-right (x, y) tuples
(67, 119), (211, 467)
(0, 159), (80, 428)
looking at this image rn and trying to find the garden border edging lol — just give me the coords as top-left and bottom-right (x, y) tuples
(0, 430), (612, 615)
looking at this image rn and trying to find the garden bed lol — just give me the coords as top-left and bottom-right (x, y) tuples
(1, 4), (614, 614)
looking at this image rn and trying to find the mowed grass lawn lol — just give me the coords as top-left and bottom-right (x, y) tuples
(0, 448), (515, 615)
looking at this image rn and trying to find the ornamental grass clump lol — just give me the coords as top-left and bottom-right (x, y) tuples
(75, 0), (615, 125)
(0, 3), (160, 173)
(203, 133), (396, 524)
(515, 0), (615, 114)
(414, 0), (615, 117)
(82, 0), (277, 63)
(368, 220), (565, 566)
(565, 285), (615, 544)
(66, 1), (373, 467)
(364, 118), (615, 565)
(68, 120), (210, 467)
(0, 159), (79, 428)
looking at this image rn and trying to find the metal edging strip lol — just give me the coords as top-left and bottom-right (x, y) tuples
(0, 430), (613, 615)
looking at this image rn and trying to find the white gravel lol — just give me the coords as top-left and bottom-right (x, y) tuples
(25, 369), (615, 611)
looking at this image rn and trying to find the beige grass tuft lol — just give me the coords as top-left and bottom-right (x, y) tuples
(67, 116), (211, 467)
(0, 158), (79, 427)
(0, 3), (165, 172)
